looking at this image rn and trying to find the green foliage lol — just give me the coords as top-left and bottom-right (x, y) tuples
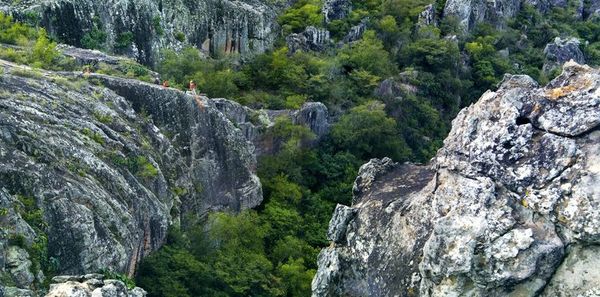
(101, 269), (136, 290)
(152, 16), (164, 36)
(138, 1), (600, 296)
(80, 17), (107, 50)
(331, 101), (410, 161)
(110, 154), (158, 179)
(175, 32), (186, 42)
(81, 127), (105, 145)
(0, 12), (36, 45)
(278, 0), (323, 34)
(337, 30), (396, 78)
(24, 28), (60, 69)
(115, 32), (134, 50)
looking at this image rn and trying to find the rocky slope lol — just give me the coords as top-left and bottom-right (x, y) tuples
(0, 58), (264, 295)
(443, 0), (600, 30)
(313, 61), (600, 296)
(0, 0), (278, 65)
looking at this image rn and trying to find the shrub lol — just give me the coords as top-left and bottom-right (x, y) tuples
(115, 32), (134, 50)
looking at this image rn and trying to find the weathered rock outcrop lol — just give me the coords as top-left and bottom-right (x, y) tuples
(0, 59), (261, 294)
(543, 37), (585, 74)
(286, 26), (331, 54)
(323, 0), (352, 23)
(443, 0), (521, 30)
(313, 61), (600, 296)
(0, 0), (278, 65)
(213, 99), (330, 155)
(46, 274), (146, 297)
(443, 0), (600, 30)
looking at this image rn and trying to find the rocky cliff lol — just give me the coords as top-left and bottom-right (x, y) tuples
(313, 61), (600, 296)
(0, 0), (278, 65)
(443, 0), (600, 30)
(0, 58), (262, 295)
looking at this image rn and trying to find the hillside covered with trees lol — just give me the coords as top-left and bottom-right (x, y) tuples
(0, 0), (599, 295)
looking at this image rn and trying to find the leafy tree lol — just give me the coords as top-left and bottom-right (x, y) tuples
(338, 30), (396, 78)
(31, 29), (59, 68)
(278, 0), (323, 34)
(331, 101), (411, 161)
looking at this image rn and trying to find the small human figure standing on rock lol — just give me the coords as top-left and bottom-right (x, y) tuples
(189, 80), (197, 95)
(162, 80), (169, 88)
(82, 66), (91, 77)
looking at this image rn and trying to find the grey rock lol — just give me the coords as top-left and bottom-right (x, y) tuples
(127, 287), (146, 297)
(443, 0), (521, 30)
(323, 0), (352, 23)
(589, 0), (600, 17)
(444, 0), (597, 31)
(45, 275), (147, 297)
(292, 102), (330, 138)
(342, 20), (367, 43)
(3, 287), (35, 297)
(326, 204), (356, 244)
(286, 26), (331, 54)
(313, 61), (600, 296)
(5, 247), (34, 288)
(0, 0), (278, 65)
(351, 157), (396, 203)
(0, 56), (261, 286)
(543, 37), (586, 74)
(417, 4), (436, 27)
(52, 276), (84, 283)
(57, 45), (160, 79)
(213, 100), (330, 155)
(542, 245), (600, 296)
(374, 76), (418, 101)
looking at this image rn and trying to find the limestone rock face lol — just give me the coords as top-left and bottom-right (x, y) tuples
(0, 58), (261, 293)
(342, 21), (367, 44)
(443, 0), (597, 30)
(543, 37), (586, 74)
(417, 4), (436, 27)
(213, 100), (330, 155)
(286, 26), (331, 54)
(0, 0), (278, 65)
(443, 0), (522, 30)
(313, 61), (600, 296)
(323, 0), (352, 23)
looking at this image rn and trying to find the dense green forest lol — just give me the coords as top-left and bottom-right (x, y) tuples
(135, 0), (600, 296)
(1, 0), (600, 295)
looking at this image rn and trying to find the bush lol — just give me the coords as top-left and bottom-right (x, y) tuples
(31, 29), (59, 68)
(175, 32), (186, 42)
(278, 0), (323, 34)
(115, 32), (134, 50)
(331, 101), (411, 161)
(80, 17), (107, 50)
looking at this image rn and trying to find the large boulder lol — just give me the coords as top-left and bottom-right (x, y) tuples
(0, 0), (278, 66)
(286, 26), (331, 54)
(313, 61), (600, 296)
(543, 37), (586, 74)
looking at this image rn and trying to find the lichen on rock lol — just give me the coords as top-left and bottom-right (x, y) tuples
(313, 61), (600, 296)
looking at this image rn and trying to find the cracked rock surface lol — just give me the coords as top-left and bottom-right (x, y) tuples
(0, 59), (262, 294)
(0, 0), (278, 65)
(313, 61), (600, 296)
